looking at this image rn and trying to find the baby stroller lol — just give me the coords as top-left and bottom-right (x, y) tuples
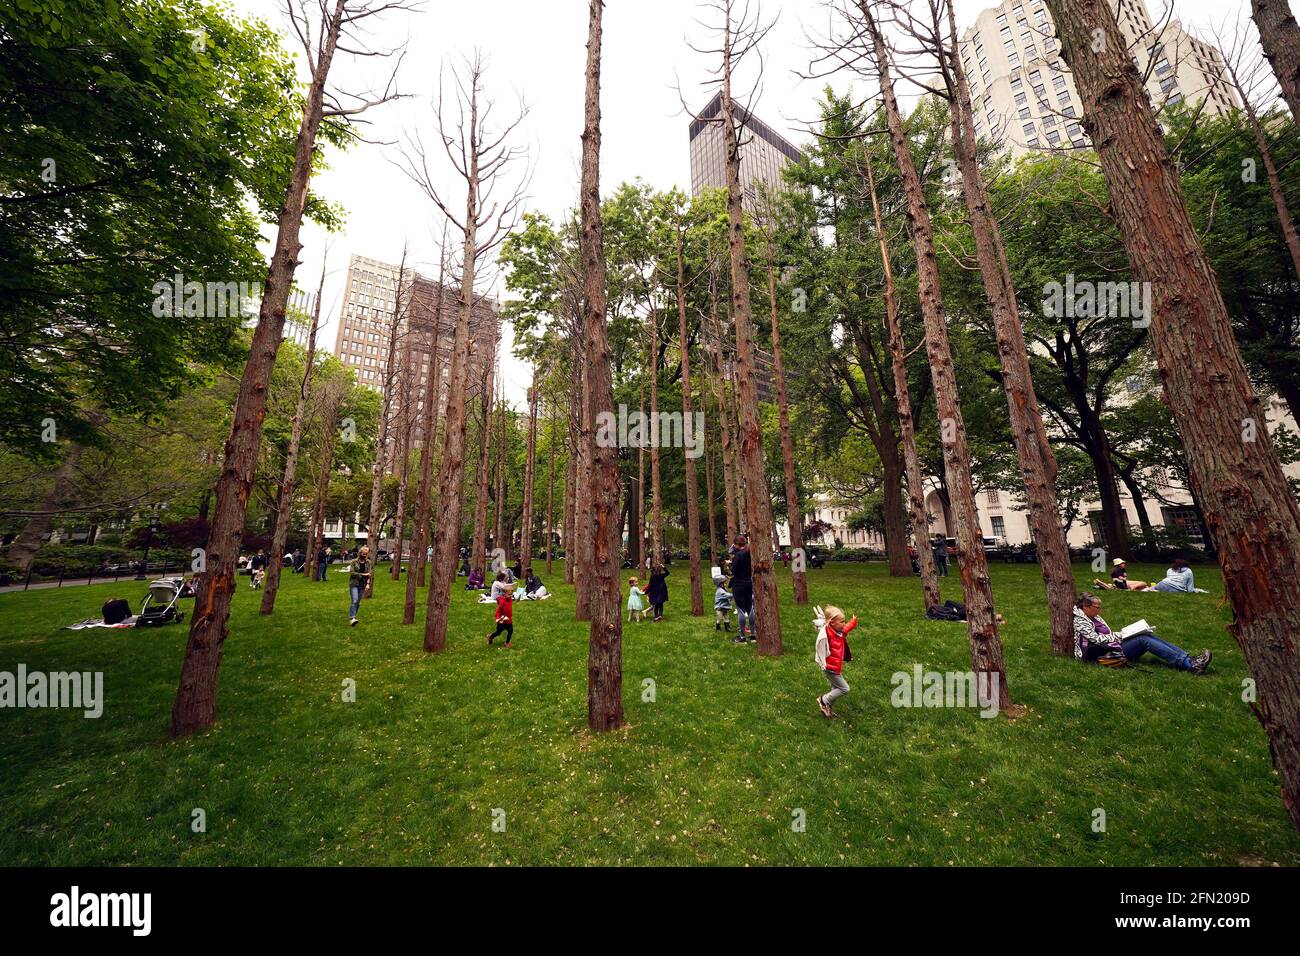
(136, 576), (187, 627)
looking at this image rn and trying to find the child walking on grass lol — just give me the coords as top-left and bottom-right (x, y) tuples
(486, 582), (514, 647)
(815, 605), (858, 718)
(627, 577), (647, 623)
(713, 573), (733, 632)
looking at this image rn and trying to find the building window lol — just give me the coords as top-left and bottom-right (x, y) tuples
(987, 489), (1000, 505)
(991, 515), (1006, 537)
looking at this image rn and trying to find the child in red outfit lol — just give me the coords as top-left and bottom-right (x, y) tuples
(816, 605), (857, 717)
(486, 583), (514, 647)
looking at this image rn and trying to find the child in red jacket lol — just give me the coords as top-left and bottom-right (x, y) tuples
(816, 605), (857, 718)
(486, 583), (514, 647)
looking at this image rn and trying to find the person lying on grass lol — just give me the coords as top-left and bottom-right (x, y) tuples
(1149, 558), (1206, 593)
(1072, 592), (1210, 673)
(815, 605), (858, 718)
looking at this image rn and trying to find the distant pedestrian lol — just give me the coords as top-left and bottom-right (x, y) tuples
(932, 535), (949, 577)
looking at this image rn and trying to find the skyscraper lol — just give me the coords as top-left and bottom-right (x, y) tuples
(688, 90), (803, 208)
(332, 252), (498, 463)
(960, 0), (1238, 157)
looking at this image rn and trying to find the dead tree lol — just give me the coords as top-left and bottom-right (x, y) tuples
(905, 0), (1077, 653)
(757, 196), (808, 604)
(582, 0), (625, 731)
(366, 242), (411, 596)
(545, 395), (558, 575)
(1215, 16), (1300, 282)
(405, 242), (451, 620)
(673, 213), (705, 615)
(261, 257), (327, 614)
(470, 343), (496, 581)
(520, 367), (540, 566)
(1251, 0), (1300, 120)
(863, 153), (941, 612)
(172, 0), (408, 737)
(1048, 0), (1300, 831)
(817, 0), (1009, 705)
(398, 52), (527, 653)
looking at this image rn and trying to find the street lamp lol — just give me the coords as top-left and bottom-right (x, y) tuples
(134, 501), (167, 580)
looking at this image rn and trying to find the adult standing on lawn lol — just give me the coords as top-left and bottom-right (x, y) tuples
(647, 563), (670, 621)
(730, 534), (754, 644)
(348, 546), (372, 627)
(932, 535), (949, 577)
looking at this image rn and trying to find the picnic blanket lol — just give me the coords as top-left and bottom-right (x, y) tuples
(65, 617), (138, 630)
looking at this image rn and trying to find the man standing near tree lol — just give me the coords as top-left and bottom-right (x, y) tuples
(932, 535), (949, 578)
(730, 534), (754, 644)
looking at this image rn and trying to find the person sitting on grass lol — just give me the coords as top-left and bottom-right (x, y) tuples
(465, 566), (485, 590)
(1072, 592), (1210, 673)
(489, 571), (509, 599)
(522, 568), (550, 600)
(1097, 558), (1148, 591)
(713, 573), (733, 632)
(815, 605), (858, 718)
(1150, 557), (1202, 593)
(626, 577), (647, 623)
(486, 583), (514, 647)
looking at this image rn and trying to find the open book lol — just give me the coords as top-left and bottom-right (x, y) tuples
(1117, 619), (1151, 641)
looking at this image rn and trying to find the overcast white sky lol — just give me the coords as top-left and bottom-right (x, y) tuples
(223, 0), (1240, 404)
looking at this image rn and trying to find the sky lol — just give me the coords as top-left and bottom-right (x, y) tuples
(223, 0), (1240, 405)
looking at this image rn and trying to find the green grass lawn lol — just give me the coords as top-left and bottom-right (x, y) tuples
(1, 559), (1296, 866)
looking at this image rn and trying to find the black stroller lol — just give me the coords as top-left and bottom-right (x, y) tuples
(136, 576), (190, 627)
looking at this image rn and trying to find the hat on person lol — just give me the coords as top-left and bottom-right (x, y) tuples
(1112, 558), (1126, 567)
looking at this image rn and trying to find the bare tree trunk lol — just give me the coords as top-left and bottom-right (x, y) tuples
(470, 349), (495, 580)
(1252, 0), (1300, 121)
(389, 347), (417, 581)
(261, 261), (326, 614)
(366, 246), (409, 596)
(582, 0), (624, 731)
(565, 339), (581, 586)
(520, 371), (539, 565)
(763, 230), (807, 604)
(405, 279), (447, 622)
(864, 155), (941, 612)
(717, 7), (781, 654)
(304, 379), (345, 588)
(704, 405), (720, 563)
(1050, 0), (1300, 830)
(675, 225), (705, 615)
(493, 391), (508, 564)
(637, 350), (647, 569)
(545, 397), (557, 576)
(424, 73), (487, 654)
(574, 346), (594, 619)
(1233, 62), (1300, 280)
(709, 282), (740, 544)
(942, 5), (1076, 655)
(649, 304), (664, 567)
(862, 1), (1008, 706)
(171, 0), (347, 737)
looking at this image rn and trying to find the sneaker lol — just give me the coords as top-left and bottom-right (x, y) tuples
(817, 695), (832, 718)
(731, 635), (747, 644)
(350, 618), (358, 627)
(1191, 649), (1212, 674)
(715, 622), (721, 631)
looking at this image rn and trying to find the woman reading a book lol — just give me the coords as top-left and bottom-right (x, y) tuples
(1072, 593), (1212, 674)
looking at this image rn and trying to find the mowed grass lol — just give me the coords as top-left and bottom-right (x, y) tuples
(1, 559), (1297, 866)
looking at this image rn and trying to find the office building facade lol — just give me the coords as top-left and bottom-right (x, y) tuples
(960, 0), (1238, 157)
